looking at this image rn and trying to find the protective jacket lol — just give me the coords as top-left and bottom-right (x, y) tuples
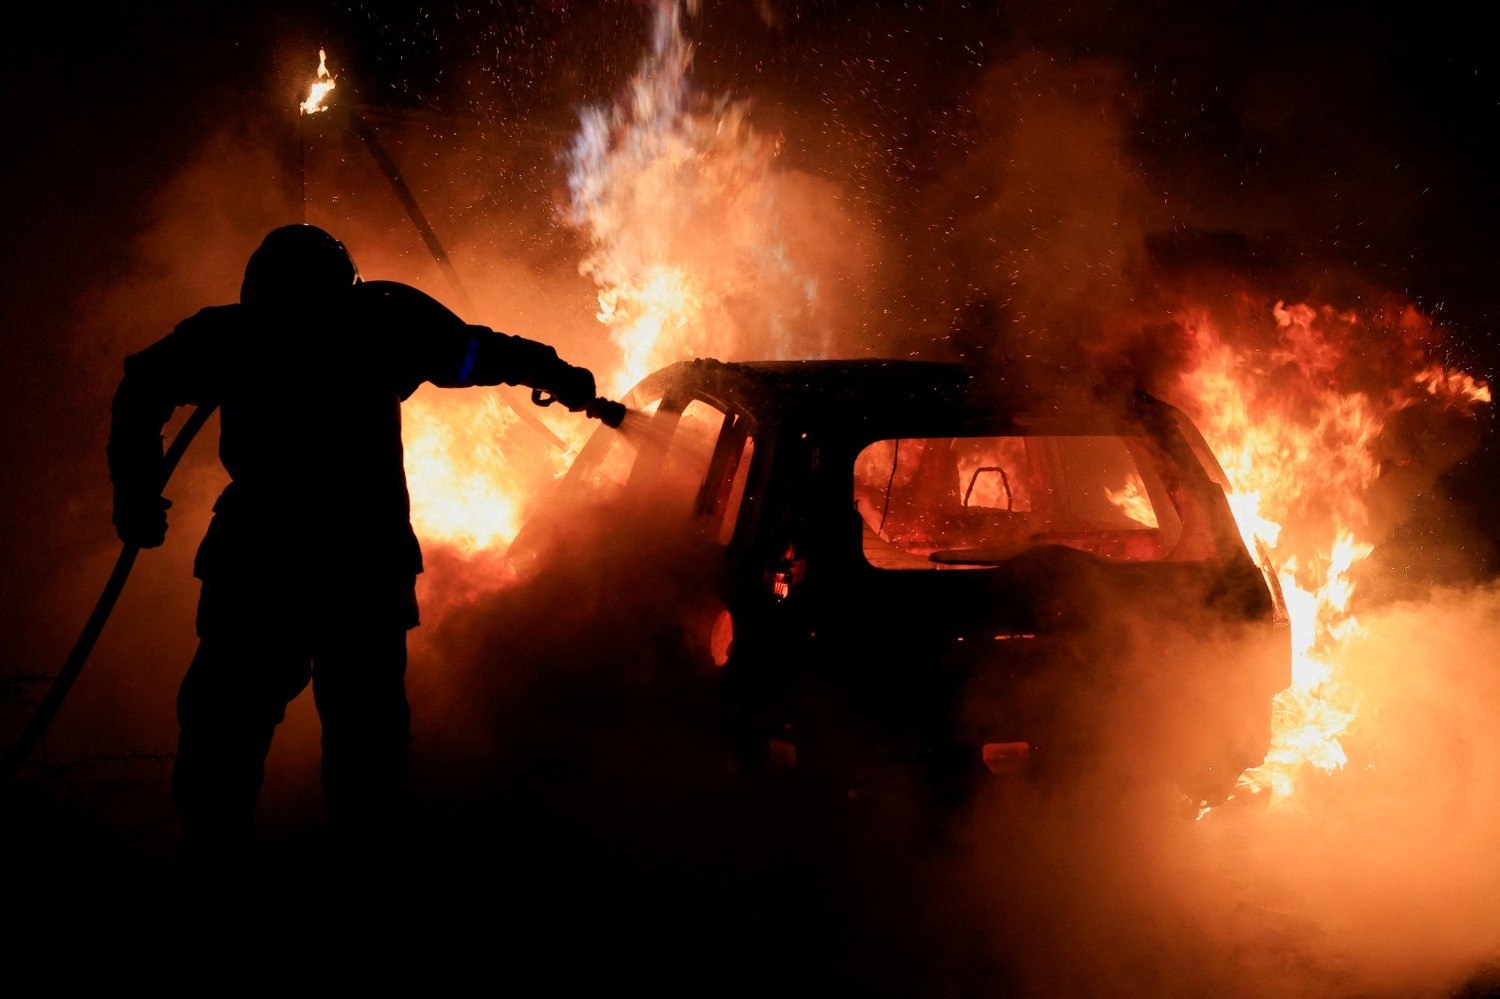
(108, 280), (573, 626)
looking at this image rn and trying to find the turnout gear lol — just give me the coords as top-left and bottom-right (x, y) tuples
(542, 364), (597, 413)
(109, 279), (588, 584)
(107, 226), (600, 853)
(111, 491), (171, 550)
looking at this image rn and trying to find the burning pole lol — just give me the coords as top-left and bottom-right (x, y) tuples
(297, 48), (337, 219)
(296, 50), (566, 450)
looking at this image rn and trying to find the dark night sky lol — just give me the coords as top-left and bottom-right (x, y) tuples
(8, 2), (1500, 317)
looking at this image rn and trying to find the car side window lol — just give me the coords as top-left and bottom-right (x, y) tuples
(691, 412), (755, 546)
(716, 435), (755, 545)
(654, 399), (728, 516)
(647, 396), (757, 545)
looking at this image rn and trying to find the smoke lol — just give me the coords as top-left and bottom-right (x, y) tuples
(0, 124), (288, 774)
(934, 582), (1500, 998)
(922, 52), (1157, 378)
(390, 480), (1500, 996)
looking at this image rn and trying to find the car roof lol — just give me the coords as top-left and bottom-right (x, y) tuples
(641, 358), (1180, 434)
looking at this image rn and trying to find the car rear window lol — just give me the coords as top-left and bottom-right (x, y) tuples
(854, 434), (1200, 569)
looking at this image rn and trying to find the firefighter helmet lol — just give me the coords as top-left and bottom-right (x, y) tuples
(240, 224), (360, 311)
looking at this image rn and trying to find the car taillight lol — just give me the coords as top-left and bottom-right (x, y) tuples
(982, 741), (1030, 775)
(767, 543), (805, 600)
(710, 609), (733, 667)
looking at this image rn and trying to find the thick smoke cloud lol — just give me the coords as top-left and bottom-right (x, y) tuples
(921, 53), (1156, 376)
(944, 584), (1500, 998)
(401, 514), (1500, 996)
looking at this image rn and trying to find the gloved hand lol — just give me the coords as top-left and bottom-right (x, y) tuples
(113, 491), (171, 549)
(546, 364), (597, 413)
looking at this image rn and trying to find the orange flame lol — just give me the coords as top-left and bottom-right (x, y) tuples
(1415, 365), (1492, 405)
(402, 385), (580, 555)
(1105, 476), (1159, 528)
(405, 392), (524, 553)
(1179, 300), (1489, 806)
(299, 48), (336, 116)
(565, 0), (816, 397)
(401, 0), (837, 558)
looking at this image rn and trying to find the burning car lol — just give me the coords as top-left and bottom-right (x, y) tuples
(507, 359), (1291, 807)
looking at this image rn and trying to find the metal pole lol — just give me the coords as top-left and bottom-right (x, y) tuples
(346, 112), (566, 450)
(299, 119), (307, 223)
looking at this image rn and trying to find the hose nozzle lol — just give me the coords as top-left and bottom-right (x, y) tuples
(530, 388), (627, 428)
(585, 397), (627, 428)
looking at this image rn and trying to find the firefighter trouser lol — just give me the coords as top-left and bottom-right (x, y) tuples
(171, 626), (411, 851)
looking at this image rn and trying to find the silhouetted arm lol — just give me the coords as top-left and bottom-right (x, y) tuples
(365, 281), (596, 407)
(440, 327), (593, 406)
(108, 310), (222, 546)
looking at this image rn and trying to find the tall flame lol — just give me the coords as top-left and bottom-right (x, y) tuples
(396, 0), (848, 558)
(565, 0), (815, 396)
(1178, 300), (1488, 806)
(299, 48), (336, 116)
(398, 1), (813, 557)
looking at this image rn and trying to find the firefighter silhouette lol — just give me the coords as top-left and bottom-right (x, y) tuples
(108, 224), (598, 857)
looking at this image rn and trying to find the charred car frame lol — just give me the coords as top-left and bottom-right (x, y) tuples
(509, 359), (1290, 807)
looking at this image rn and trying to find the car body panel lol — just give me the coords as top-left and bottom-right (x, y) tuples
(510, 359), (1290, 803)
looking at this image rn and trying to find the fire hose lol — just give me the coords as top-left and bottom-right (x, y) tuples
(0, 403), (216, 784)
(536, 389), (626, 428)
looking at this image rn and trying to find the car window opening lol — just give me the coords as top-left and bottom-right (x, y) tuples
(716, 435), (755, 545)
(576, 396), (663, 497)
(653, 399), (727, 515)
(855, 434), (1194, 569)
